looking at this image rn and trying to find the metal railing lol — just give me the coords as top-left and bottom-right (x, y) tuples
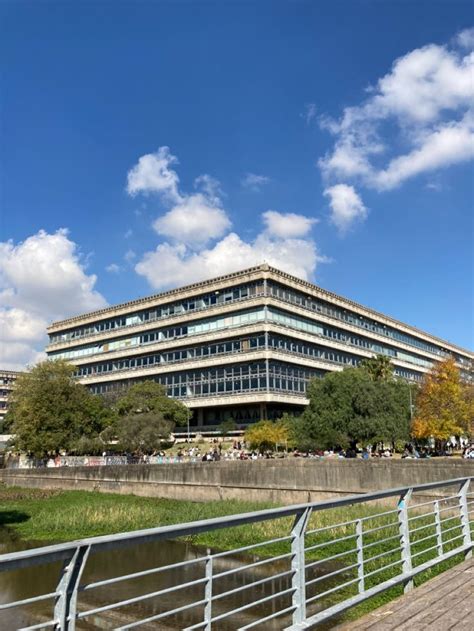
(0, 477), (472, 630)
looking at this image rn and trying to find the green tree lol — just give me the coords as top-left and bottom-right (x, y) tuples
(292, 367), (410, 451)
(104, 381), (191, 452)
(360, 354), (394, 382)
(219, 419), (237, 436)
(7, 360), (114, 457)
(115, 413), (175, 454)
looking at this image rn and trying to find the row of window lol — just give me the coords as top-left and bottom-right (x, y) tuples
(47, 279), (465, 366)
(53, 306), (435, 374)
(50, 283), (264, 343)
(89, 361), (322, 398)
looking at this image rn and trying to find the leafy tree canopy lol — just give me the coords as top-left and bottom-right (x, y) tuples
(411, 357), (472, 441)
(360, 354), (394, 382)
(116, 380), (190, 426)
(114, 413), (175, 454)
(7, 360), (115, 457)
(292, 366), (411, 450)
(245, 419), (290, 452)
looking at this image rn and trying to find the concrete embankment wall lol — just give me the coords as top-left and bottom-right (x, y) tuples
(1, 459), (473, 504)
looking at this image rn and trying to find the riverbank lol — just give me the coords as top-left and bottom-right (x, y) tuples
(0, 484), (468, 627)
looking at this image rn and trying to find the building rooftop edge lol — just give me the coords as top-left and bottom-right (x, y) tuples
(47, 264), (473, 357)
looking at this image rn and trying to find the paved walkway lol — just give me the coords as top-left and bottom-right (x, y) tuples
(335, 557), (474, 630)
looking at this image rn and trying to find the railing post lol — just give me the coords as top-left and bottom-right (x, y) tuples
(54, 545), (90, 630)
(434, 500), (443, 557)
(398, 488), (413, 593)
(356, 519), (365, 594)
(203, 549), (213, 630)
(459, 479), (472, 560)
(291, 507), (311, 626)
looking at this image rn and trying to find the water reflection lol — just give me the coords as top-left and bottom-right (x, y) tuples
(0, 528), (342, 630)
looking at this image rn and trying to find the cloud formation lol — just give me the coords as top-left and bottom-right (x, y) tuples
(130, 148), (322, 290)
(0, 230), (107, 370)
(241, 173), (270, 191)
(324, 185), (368, 233)
(319, 30), (474, 229)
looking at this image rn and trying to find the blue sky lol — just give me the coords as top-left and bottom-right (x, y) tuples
(1, 1), (473, 369)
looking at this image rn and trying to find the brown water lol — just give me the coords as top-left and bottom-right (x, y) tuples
(0, 526), (348, 630)
(0, 527), (311, 630)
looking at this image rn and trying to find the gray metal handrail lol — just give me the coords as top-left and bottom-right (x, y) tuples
(0, 477), (472, 630)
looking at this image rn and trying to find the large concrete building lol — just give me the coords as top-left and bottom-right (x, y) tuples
(0, 370), (22, 423)
(45, 265), (473, 428)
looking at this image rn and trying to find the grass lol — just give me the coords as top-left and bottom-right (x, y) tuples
(0, 484), (471, 626)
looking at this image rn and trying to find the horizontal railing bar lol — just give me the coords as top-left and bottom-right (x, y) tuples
(306, 575), (360, 604)
(438, 504), (462, 515)
(411, 543), (441, 559)
(78, 577), (207, 618)
(363, 532), (401, 550)
(442, 533), (464, 547)
(440, 523), (464, 536)
(305, 532), (357, 552)
(410, 532), (437, 547)
(306, 547), (358, 569)
(407, 511), (438, 524)
(209, 586), (295, 624)
(239, 604), (296, 630)
(362, 557), (403, 579)
(410, 521), (436, 535)
(0, 591), (57, 611)
(2, 477), (471, 572)
(18, 621), (57, 631)
(360, 508), (399, 522)
(306, 561), (359, 587)
(364, 546), (401, 564)
(409, 493), (459, 511)
(211, 534), (292, 558)
(362, 520), (399, 535)
(212, 568), (292, 601)
(213, 551), (293, 579)
(81, 555), (205, 592)
(306, 518), (358, 536)
(116, 598), (208, 630)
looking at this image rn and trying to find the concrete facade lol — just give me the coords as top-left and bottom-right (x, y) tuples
(45, 264), (473, 428)
(0, 370), (21, 423)
(2, 459), (473, 505)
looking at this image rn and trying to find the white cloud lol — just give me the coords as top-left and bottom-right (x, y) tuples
(136, 229), (322, 290)
(456, 28), (474, 50)
(153, 193), (231, 245)
(324, 185), (368, 233)
(128, 148), (232, 246)
(126, 146), (180, 201)
(319, 31), (474, 200)
(241, 173), (270, 191)
(0, 229), (107, 370)
(262, 210), (317, 238)
(106, 263), (121, 273)
(302, 103), (317, 125)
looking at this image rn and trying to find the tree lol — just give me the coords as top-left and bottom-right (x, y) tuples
(7, 360), (115, 457)
(115, 413), (175, 454)
(245, 419), (290, 452)
(292, 367), (411, 451)
(103, 381), (191, 452)
(360, 354), (394, 382)
(411, 357), (471, 444)
(116, 381), (190, 427)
